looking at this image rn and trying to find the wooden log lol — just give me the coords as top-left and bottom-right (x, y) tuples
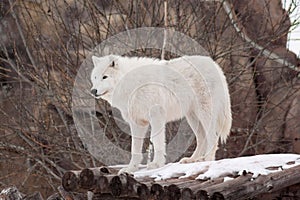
(94, 174), (149, 199)
(62, 171), (81, 192)
(109, 174), (127, 196)
(181, 177), (224, 199)
(135, 176), (156, 184)
(257, 183), (300, 199)
(62, 167), (112, 192)
(181, 188), (195, 200)
(146, 176), (222, 199)
(62, 164), (300, 200)
(171, 179), (202, 188)
(211, 192), (225, 200)
(93, 174), (121, 197)
(199, 174), (253, 200)
(80, 166), (112, 190)
(150, 183), (165, 199)
(80, 168), (95, 190)
(209, 164), (300, 200)
(189, 177), (224, 192)
(126, 175), (150, 199)
(136, 183), (150, 200)
(165, 184), (181, 200)
(195, 190), (209, 200)
(263, 164), (300, 192)
(156, 177), (196, 187)
(95, 175), (110, 193)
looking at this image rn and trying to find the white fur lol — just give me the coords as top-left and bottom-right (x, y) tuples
(91, 55), (232, 174)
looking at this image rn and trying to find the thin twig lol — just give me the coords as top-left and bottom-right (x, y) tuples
(8, 0), (37, 69)
(161, 0), (168, 60)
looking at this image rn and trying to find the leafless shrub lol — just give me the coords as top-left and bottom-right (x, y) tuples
(0, 0), (299, 197)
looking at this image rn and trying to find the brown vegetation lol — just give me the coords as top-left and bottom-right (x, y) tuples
(0, 0), (299, 197)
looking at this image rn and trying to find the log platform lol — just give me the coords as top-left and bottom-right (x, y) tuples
(60, 164), (300, 200)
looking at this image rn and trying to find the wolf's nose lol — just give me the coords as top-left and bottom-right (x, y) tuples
(91, 89), (97, 96)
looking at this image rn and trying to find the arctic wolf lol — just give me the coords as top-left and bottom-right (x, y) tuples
(90, 55), (232, 173)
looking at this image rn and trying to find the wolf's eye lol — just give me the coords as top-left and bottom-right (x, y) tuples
(103, 75), (108, 79)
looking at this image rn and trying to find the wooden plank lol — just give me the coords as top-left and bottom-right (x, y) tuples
(204, 165), (300, 200)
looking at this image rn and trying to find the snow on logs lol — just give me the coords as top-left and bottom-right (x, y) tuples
(61, 164), (300, 200)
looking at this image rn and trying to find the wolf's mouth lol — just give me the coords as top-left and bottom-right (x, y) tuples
(91, 90), (108, 99)
(100, 90), (109, 96)
(93, 94), (100, 98)
(91, 90), (109, 99)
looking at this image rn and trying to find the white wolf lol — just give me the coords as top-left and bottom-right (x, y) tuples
(90, 55), (232, 173)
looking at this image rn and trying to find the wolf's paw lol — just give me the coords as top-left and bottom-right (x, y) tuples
(118, 165), (138, 175)
(179, 157), (195, 164)
(203, 156), (215, 161)
(147, 161), (164, 170)
(179, 156), (205, 164)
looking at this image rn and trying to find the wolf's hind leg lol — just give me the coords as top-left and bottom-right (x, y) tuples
(203, 142), (218, 161)
(180, 111), (207, 163)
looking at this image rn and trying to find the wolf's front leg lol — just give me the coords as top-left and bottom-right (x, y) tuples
(147, 105), (166, 169)
(119, 123), (148, 174)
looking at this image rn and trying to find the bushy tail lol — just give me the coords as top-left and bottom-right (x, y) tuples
(217, 105), (232, 144)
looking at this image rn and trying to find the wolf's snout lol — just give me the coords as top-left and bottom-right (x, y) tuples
(91, 89), (97, 96)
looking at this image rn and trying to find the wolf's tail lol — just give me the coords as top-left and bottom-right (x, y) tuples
(217, 102), (232, 144)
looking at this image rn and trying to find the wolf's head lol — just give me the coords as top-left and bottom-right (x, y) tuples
(90, 55), (120, 102)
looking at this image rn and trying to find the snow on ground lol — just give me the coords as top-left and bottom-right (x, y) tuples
(133, 154), (300, 181)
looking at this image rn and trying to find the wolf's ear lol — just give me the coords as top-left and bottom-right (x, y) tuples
(108, 55), (118, 68)
(92, 56), (102, 67)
